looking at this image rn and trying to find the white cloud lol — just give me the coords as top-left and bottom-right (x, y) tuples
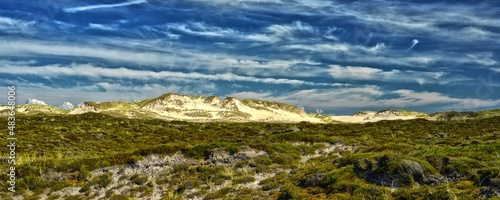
(462, 27), (492, 38)
(327, 65), (463, 85)
(0, 16), (34, 34)
(0, 63), (341, 86)
(137, 26), (181, 40)
(329, 65), (382, 80)
(213, 59), (293, 75)
(388, 90), (500, 108)
(230, 87), (500, 111)
(26, 98), (47, 105)
(0, 40), (167, 65)
(187, 0), (500, 46)
(0, 59), (38, 66)
(466, 52), (496, 66)
(0, 80), (188, 106)
(164, 21), (318, 43)
(245, 21), (317, 43)
(285, 44), (350, 52)
(231, 85), (384, 107)
(406, 39), (419, 52)
(0, 16), (14, 25)
(266, 21), (315, 35)
(0, 40), (327, 78)
(89, 23), (118, 31)
(58, 102), (75, 110)
(63, 0), (147, 13)
(166, 22), (238, 37)
(367, 43), (386, 54)
(281, 41), (388, 61)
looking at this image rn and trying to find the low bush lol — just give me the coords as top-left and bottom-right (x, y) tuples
(130, 174), (149, 185)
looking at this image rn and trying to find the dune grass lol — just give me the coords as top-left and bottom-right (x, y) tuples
(0, 113), (498, 199)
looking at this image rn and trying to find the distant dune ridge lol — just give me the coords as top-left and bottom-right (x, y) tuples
(2, 93), (498, 123)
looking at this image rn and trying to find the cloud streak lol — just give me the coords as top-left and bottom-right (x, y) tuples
(406, 39), (419, 52)
(231, 87), (500, 113)
(63, 0), (147, 13)
(327, 65), (467, 85)
(0, 40), (326, 78)
(0, 63), (344, 86)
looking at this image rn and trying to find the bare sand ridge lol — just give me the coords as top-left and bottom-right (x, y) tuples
(11, 93), (431, 123)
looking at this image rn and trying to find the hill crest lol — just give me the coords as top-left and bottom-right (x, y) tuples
(5, 93), (498, 123)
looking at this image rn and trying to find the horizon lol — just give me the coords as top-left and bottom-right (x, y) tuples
(4, 93), (499, 116)
(1, 0), (499, 115)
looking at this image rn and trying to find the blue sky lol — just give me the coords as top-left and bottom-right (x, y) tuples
(0, 0), (499, 115)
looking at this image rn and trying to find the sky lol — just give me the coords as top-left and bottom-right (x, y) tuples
(0, 0), (499, 115)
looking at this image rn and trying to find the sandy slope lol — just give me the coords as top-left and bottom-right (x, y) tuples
(11, 94), (428, 123)
(142, 96), (323, 122)
(0, 106), (8, 112)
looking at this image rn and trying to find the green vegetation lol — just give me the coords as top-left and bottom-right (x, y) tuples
(242, 99), (305, 114)
(92, 101), (136, 110)
(395, 109), (429, 117)
(217, 111), (252, 119)
(137, 93), (191, 107)
(429, 109), (500, 121)
(309, 113), (343, 123)
(0, 113), (499, 199)
(130, 174), (149, 185)
(184, 142), (239, 159)
(79, 172), (113, 193)
(184, 110), (212, 118)
(431, 111), (481, 121)
(478, 109), (500, 118)
(14, 104), (67, 115)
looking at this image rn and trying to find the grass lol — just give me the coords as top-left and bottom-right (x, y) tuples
(0, 113), (499, 199)
(14, 104), (67, 115)
(79, 172), (113, 193)
(241, 99), (305, 114)
(216, 111), (252, 119)
(137, 93), (192, 107)
(184, 110), (212, 118)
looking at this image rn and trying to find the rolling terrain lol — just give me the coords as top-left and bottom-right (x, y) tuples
(3, 93), (496, 124)
(0, 94), (499, 199)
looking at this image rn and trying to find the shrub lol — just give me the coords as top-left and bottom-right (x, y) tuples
(80, 172), (113, 192)
(254, 156), (273, 166)
(204, 187), (236, 199)
(270, 153), (300, 166)
(234, 176), (256, 184)
(24, 175), (47, 194)
(24, 195), (41, 200)
(196, 166), (228, 185)
(109, 194), (130, 200)
(326, 166), (368, 194)
(3, 113), (500, 198)
(183, 142), (239, 159)
(47, 194), (61, 200)
(47, 180), (72, 191)
(130, 174), (149, 185)
(475, 167), (500, 187)
(352, 186), (391, 199)
(173, 164), (190, 173)
(260, 173), (289, 191)
(78, 165), (91, 181)
(64, 194), (86, 200)
(278, 183), (304, 200)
